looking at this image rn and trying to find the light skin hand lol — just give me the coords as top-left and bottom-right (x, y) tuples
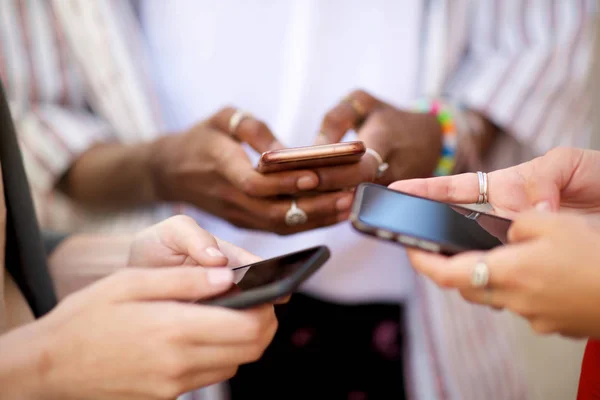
(389, 147), (600, 218)
(407, 211), (600, 338)
(2, 267), (278, 400)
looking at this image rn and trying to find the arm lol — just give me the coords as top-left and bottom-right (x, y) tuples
(0, 319), (48, 400)
(446, 1), (596, 165)
(46, 232), (133, 299)
(56, 141), (158, 210)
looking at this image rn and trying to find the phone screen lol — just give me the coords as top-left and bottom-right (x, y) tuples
(355, 184), (511, 253)
(209, 247), (324, 300)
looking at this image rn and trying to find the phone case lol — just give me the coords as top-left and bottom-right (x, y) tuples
(257, 141), (366, 173)
(199, 246), (331, 309)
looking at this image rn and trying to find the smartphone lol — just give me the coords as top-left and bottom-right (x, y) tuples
(198, 246), (330, 309)
(350, 183), (512, 255)
(257, 141), (366, 173)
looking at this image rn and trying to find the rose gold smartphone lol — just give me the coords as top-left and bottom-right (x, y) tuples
(257, 141), (366, 173)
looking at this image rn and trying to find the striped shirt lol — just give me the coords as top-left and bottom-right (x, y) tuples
(0, 1), (597, 399)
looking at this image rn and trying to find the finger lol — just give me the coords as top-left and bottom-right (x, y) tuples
(274, 295), (291, 304)
(311, 156), (379, 191)
(176, 303), (278, 345)
(252, 191), (354, 232)
(216, 136), (320, 195)
(210, 106), (283, 152)
(179, 367), (239, 395)
(407, 244), (532, 290)
(507, 210), (569, 243)
(389, 173), (482, 204)
(102, 267), (234, 302)
(316, 89), (382, 145)
(215, 238), (263, 267)
(459, 288), (509, 309)
(156, 215), (229, 267)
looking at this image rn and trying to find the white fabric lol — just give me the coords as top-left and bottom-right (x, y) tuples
(141, 0), (423, 304)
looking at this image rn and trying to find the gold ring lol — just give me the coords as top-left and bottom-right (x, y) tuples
(228, 110), (253, 136)
(343, 96), (367, 118)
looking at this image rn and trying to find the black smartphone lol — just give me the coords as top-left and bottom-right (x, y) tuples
(350, 183), (512, 255)
(198, 246), (330, 309)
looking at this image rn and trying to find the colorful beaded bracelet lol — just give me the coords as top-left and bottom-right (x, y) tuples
(414, 98), (458, 176)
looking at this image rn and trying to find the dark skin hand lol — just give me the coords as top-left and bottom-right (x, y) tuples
(58, 107), (353, 235)
(308, 89), (498, 189)
(57, 92), (497, 234)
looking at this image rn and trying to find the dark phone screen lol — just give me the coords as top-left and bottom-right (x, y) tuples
(208, 247), (322, 300)
(357, 184), (512, 252)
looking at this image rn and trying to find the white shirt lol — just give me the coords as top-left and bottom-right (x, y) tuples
(141, 0), (424, 303)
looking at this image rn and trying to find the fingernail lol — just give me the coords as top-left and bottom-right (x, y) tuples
(336, 195), (354, 212)
(297, 175), (318, 190)
(206, 268), (234, 286)
(535, 201), (551, 212)
(205, 247), (226, 258)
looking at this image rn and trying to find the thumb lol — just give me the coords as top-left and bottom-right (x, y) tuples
(102, 267), (234, 303)
(157, 215), (229, 267)
(525, 178), (561, 213)
(507, 210), (562, 243)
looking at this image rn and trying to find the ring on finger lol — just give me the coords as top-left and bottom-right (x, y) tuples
(365, 148), (389, 179)
(476, 171), (489, 205)
(229, 109), (253, 136)
(285, 199), (308, 227)
(471, 257), (490, 288)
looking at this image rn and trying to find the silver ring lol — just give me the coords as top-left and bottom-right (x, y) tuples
(476, 171), (489, 204)
(285, 199), (308, 226)
(465, 211), (481, 220)
(365, 148), (389, 178)
(471, 258), (490, 288)
(229, 110), (253, 136)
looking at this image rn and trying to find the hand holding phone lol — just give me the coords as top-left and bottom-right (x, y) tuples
(198, 246), (330, 309)
(350, 183), (512, 255)
(257, 141), (366, 173)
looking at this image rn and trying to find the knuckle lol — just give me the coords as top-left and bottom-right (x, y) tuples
(155, 380), (184, 400)
(167, 214), (197, 228)
(243, 120), (266, 141)
(242, 317), (264, 342)
(350, 88), (369, 99)
(323, 112), (345, 131)
(163, 353), (189, 380)
(240, 175), (260, 196)
(434, 271), (455, 288)
(530, 319), (555, 335)
(221, 366), (239, 381)
(509, 299), (535, 319)
(266, 205), (283, 225)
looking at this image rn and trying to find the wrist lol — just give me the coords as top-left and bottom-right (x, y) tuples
(0, 321), (53, 399)
(413, 99), (458, 176)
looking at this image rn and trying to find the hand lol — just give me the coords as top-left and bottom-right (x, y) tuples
(149, 107), (353, 234)
(390, 147), (600, 219)
(128, 215), (261, 268)
(406, 211), (600, 338)
(128, 215), (291, 304)
(305, 89), (443, 191)
(19, 267), (277, 400)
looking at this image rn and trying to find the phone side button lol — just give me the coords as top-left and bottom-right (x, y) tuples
(397, 235), (418, 246)
(376, 229), (395, 240)
(418, 240), (441, 253)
